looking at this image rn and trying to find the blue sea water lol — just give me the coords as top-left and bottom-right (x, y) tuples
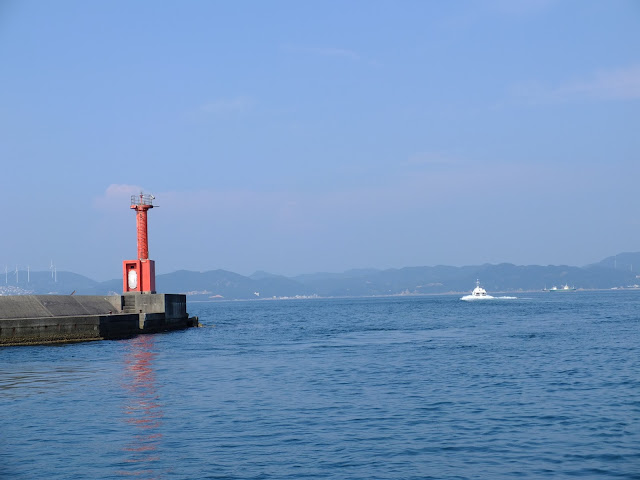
(1, 291), (639, 479)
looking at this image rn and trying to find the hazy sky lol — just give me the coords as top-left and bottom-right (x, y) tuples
(1, 0), (639, 280)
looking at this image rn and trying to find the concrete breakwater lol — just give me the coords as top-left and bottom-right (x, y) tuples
(0, 293), (198, 346)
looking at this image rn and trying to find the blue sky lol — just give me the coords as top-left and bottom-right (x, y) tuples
(1, 0), (639, 280)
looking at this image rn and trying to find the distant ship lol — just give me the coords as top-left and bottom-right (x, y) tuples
(548, 283), (576, 292)
(461, 280), (494, 301)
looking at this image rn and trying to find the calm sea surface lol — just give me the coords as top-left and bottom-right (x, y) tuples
(1, 291), (639, 479)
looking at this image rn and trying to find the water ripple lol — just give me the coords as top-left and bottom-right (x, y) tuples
(1, 292), (639, 479)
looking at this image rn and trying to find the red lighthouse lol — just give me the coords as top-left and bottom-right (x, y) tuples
(123, 193), (156, 294)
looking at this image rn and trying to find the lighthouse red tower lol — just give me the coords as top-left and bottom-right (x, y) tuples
(123, 193), (156, 294)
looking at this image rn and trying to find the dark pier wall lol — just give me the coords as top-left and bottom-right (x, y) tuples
(0, 294), (196, 346)
(122, 293), (191, 332)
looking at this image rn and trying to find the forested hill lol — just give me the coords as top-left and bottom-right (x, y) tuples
(3, 253), (640, 300)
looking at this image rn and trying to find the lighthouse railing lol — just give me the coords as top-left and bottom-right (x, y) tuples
(131, 194), (155, 207)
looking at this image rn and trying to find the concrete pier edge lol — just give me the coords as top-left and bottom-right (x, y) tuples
(0, 293), (199, 347)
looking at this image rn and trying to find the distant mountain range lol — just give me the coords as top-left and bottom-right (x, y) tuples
(2, 252), (640, 300)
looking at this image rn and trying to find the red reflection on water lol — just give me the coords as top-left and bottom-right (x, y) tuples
(118, 336), (164, 478)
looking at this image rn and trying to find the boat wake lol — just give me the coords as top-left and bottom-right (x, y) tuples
(460, 294), (494, 301)
(460, 295), (518, 301)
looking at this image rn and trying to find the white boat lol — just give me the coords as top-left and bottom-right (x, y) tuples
(461, 280), (494, 301)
